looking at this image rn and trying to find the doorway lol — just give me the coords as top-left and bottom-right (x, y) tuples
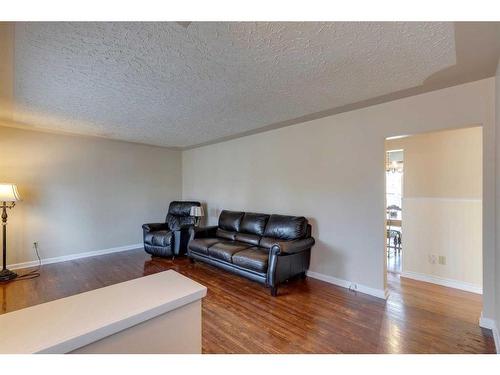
(386, 150), (403, 274)
(384, 126), (483, 295)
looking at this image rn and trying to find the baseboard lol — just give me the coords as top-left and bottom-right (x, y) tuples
(8, 243), (143, 270)
(479, 313), (496, 330)
(400, 270), (482, 294)
(306, 270), (388, 300)
(479, 313), (500, 354)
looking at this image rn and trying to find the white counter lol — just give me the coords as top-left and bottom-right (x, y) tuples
(0, 270), (207, 354)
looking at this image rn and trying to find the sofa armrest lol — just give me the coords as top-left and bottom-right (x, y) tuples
(142, 223), (168, 232)
(189, 225), (218, 239)
(270, 237), (315, 255)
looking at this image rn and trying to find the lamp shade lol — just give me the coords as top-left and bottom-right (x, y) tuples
(190, 206), (204, 217)
(0, 184), (21, 202)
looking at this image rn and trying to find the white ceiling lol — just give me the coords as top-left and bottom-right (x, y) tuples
(12, 22), (461, 148)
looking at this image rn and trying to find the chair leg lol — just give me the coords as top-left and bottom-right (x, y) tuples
(271, 287), (278, 297)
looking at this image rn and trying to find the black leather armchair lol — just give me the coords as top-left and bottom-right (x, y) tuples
(187, 210), (315, 296)
(143, 201), (201, 259)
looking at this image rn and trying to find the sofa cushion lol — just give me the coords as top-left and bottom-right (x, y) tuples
(208, 241), (252, 262)
(240, 212), (270, 236)
(218, 210), (244, 232)
(188, 238), (220, 255)
(216, 228), (237, 240)
(263, 214), (308, 240)
(232, 247), (269, 273)
(144, 230), (172, 247)
(235, 232), (261, 246)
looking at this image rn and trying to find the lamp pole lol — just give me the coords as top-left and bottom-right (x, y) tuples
(0, 201), (17, 281)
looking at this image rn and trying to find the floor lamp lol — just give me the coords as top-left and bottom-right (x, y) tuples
(0, 183), (21, 282)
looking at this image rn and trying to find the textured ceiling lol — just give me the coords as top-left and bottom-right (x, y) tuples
(12, 22), (460, 148)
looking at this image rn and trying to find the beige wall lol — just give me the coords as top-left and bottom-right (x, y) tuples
(0, 126), (182, 265)
(1, 23), (183, 266)
(0, 23), (14, 120)
(495, 58), (500, 346)
(387, 127), (483, 290)
(183, 78), (496, 299)
(387, 127), (482, 199)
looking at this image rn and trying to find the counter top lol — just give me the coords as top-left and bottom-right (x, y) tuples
(0, 270), (207, 353)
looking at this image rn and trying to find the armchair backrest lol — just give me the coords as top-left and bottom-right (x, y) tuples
(166, 201), (201, 231)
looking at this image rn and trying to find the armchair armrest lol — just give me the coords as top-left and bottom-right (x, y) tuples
(270, 237), (315, 255)
(142, 223), (168, 232)
(178, 223), (195, 230)
(168, 222), (194, 231)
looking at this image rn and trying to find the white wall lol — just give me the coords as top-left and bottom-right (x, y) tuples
(494, 58), (500, 351)
(387, 128), (483, 292)
(0, 126), (182, 265)
(183, 78), (496, 301)
(402, 199), (482, 290)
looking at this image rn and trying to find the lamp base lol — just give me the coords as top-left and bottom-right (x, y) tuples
(0, 268), (17, 282)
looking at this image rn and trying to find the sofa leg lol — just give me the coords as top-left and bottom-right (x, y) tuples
(270, 287), (278, 297)
(300, 272), (307, 279)
(172, 255), (175, 261)
(189, 257), (195, 264)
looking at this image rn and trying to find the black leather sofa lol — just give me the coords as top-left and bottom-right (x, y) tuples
(188, 210), (315, 296)
(143, 201), (201, 258)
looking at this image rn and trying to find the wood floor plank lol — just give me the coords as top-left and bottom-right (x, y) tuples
(0, 249), (495, 354)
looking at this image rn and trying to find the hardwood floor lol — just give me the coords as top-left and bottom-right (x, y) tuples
(387, 250), (401, 273)
(0, 249), (495, 353)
